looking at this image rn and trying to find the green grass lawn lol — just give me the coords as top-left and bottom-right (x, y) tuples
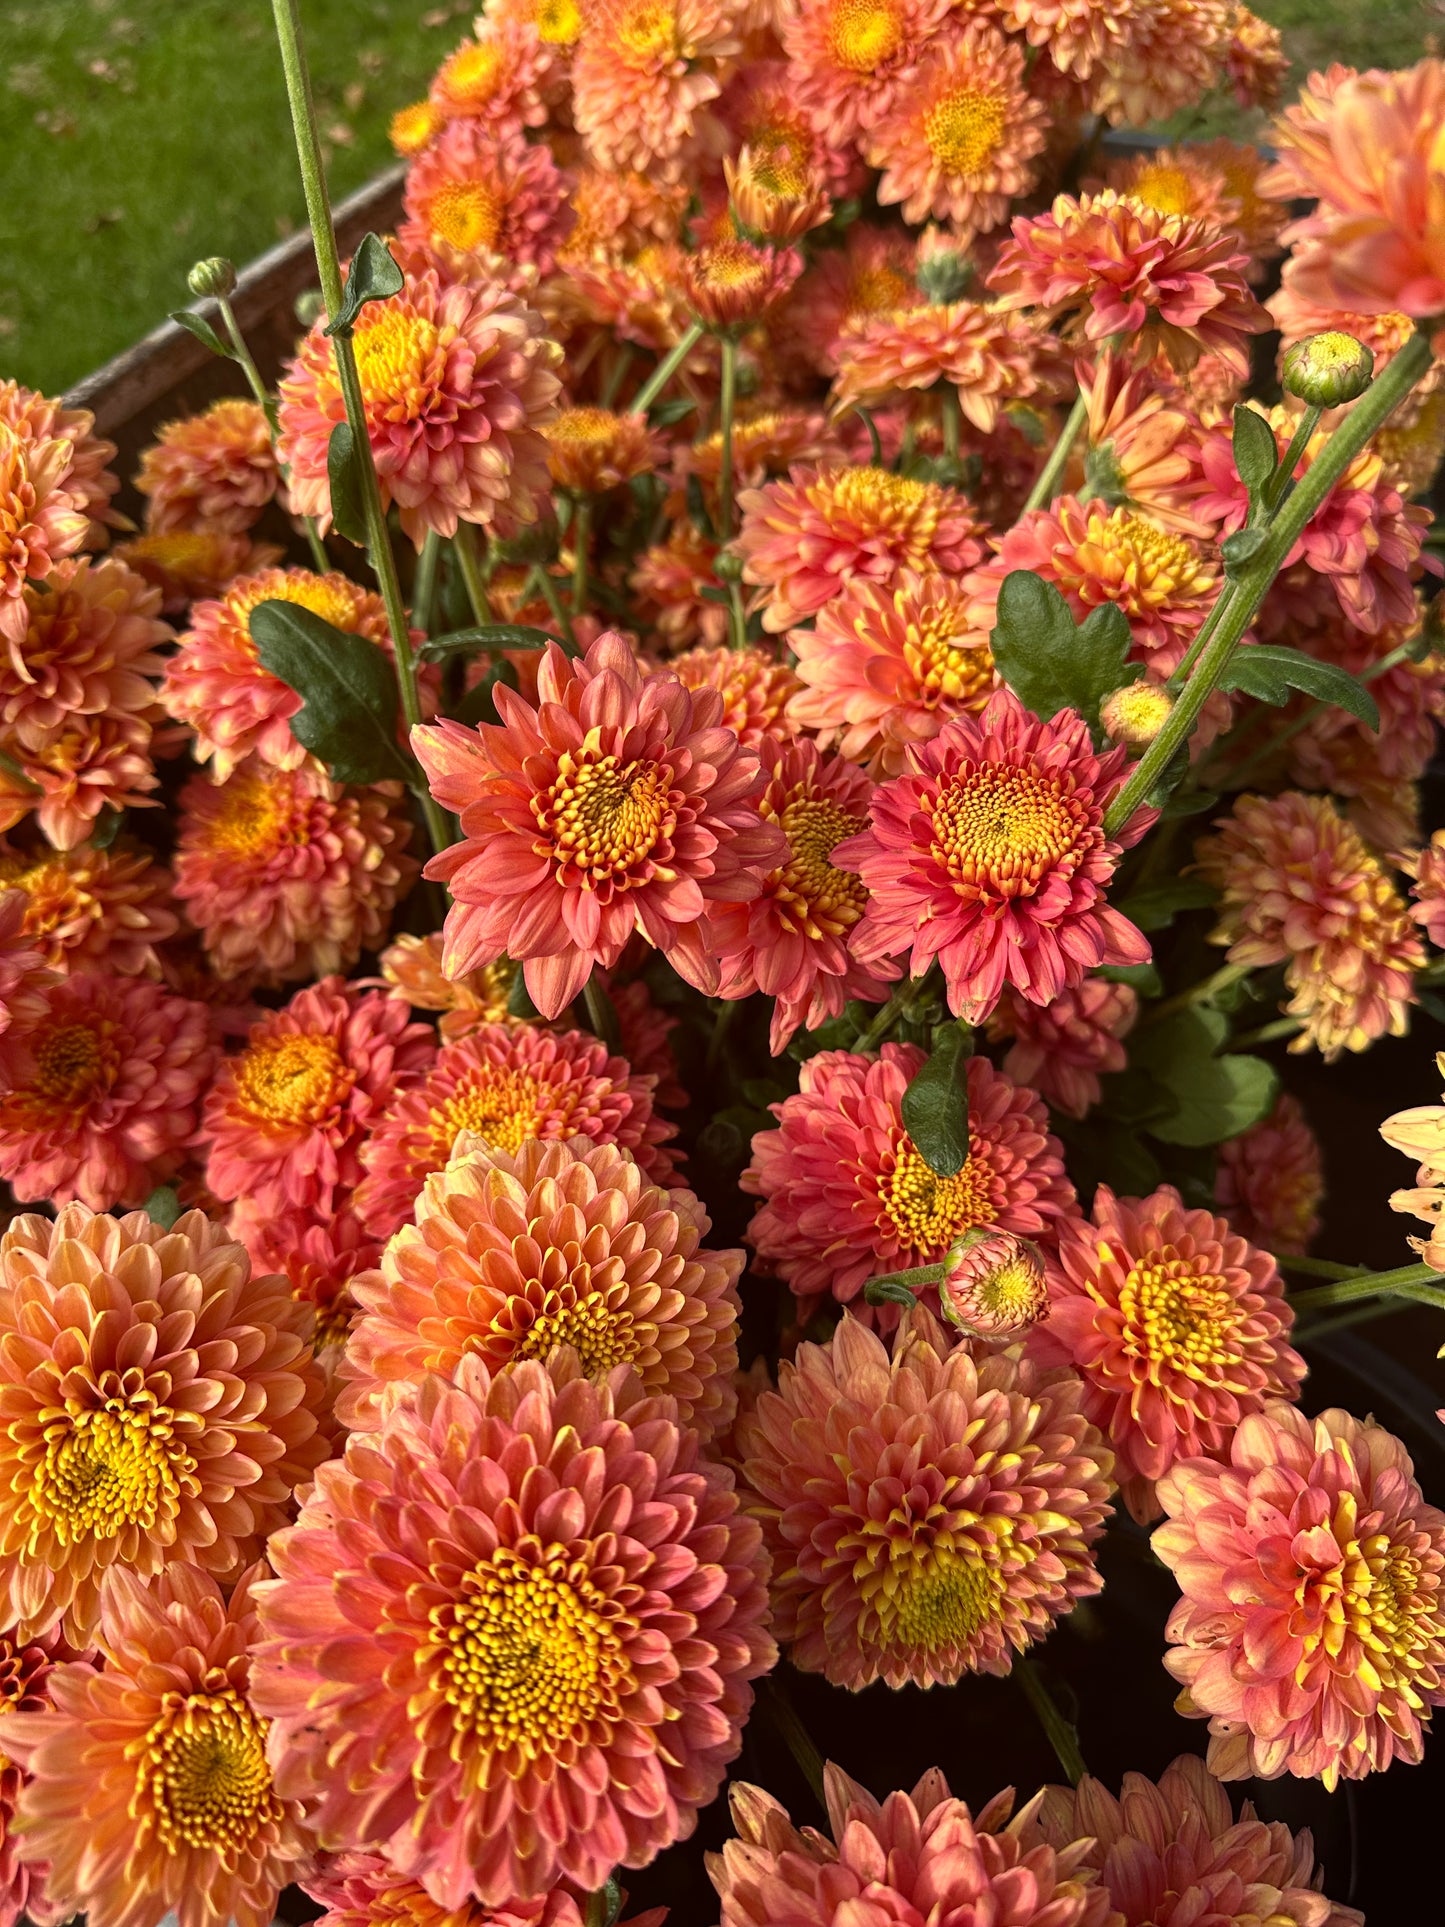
(0, 0), (1436, 396)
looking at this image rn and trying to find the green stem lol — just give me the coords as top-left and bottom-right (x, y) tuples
(863, 1265), (945, 1307)
(1022, 387), (1087, 515)
(1264, 402), (1323, 513)
(582, 974), (621, 1051)
(571, 496), (593, 615)
(600, 340), (637, 408)
(705, 996), (738, 1080)
(1141, 960), (1252, 1027)
(1016, 1657), (1087, 1787)
(1295, 1296), (1418, 1343)
(528, 564), (579, 653)
(215, 288), (329, 571)
(1276, 1253), (1367, 1281)
(0, 744), (40, 794)
(630, 320), (705, 415)
(718, 335), (739, 543)
(269, 0), (451, 859)
(854, 983), (911, 1054)
(1288, 1261), (1444, 1315)
(411, 530), (442, 638)
(453, 522), (492, 625)
(940, 383), (961, 460)
(1103, 330), (1436, 840)
(1228, 1015), (1302, 1050)
(725, 574), (748, 651)
(1167, 577), (1238, 690)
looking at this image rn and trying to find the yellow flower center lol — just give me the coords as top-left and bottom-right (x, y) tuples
(1126, 163), (1199, 218)
(924, 88), (1008, 179)
(972, 1254), (1043, 1325)
(1115, 1250), (1241, 1381)
(748, 131), (812, 200)
(551, 407), (623, 446)
(31, 1382), (197, 1550)
(535, 750), (673, 889)
(120, 531), (227, 573)
(508, 1282), (643, 1376)
(903, 610), (994, 712)
(614, 0), (677, 62)
(435, 1067), (550, 1158)
(772, 795), (868, 935)
(929, 764), (1085, 896)
(851, 264), (914, 315)
(879, 1136), (996, 1253)
(438, 40), (503, 105)
(427, 178), (503, 253)
(828, 467), (938, 557)
(537, 0), (582, 41)
(694, 241), (767, 292)
(228, 572), (364, 633)
(389, 100), (441, 154)
(427, 1542), (636, 1761)
(232, 1032), (352, 1127)
(142, 1688), (278, 1857)
(1086, 509), (1209, 604)
(884, 1550), (996, 1652)
(201, 767), (293, 860)
(826, 0), (904, 72)
(353, 307), (443, 422)
(29, 1020), (110, 1105)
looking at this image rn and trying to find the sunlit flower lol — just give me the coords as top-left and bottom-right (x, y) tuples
(775, 223), (920, 377)
(428, 21), (550, 136)
(989, 977), (1139, 1119)
(390, 98), (444, 154)
(1080, 350), (1210, 537)
(572, 0), (739, 178)
(1036, 1753), (1362, 1927)
(1381, 1053), (1445, 1271)
(1192, 136), (1291, 262)
(671, 644), (802, 748)
(1030, 1184), (1305, 1524)
(864, 22), (1049, 235)
(252, 1351), (774, 1905)
(1090, 0), (1233, 126)
(111, 530), (275, 614)
(0, 423), (92, 652)
(201, 976), (435, 1220)
(781, 0), (956, 147)
(1103, 144), (1240, 234)
(1155, 1401), (1445, 1787)
(380, 930), (517, 1039)
(5, 1566), (309, 1927)
(736, 463), (985, 633)
(303, 1854), (665, 1927)
(1194, 791), (1424, 1059)
(837, 688), (1152, 1023)
(1215, 1092), (1325, 1258)
(738, 1306), (1112, 1687)
(134, 399), (279, 536)
(788, 571), (996, 776)
(400, 121), (573, 286)
(545, 406), (662, 493)
(173, 758), (419, 984)
(743, 1042), (1075, 1317)
(415, 631), (785, 1018)
(279, 264), (562, 546)
(0, 555), (165, 746)
(0, 381), (120, 552)
(0, 1203), (326, 1642)
(998, 0), (1132, 82)
(0, 840), (177, 976)
(989, 190), (1267, 375)
(353, 1018), (678, 1239)
(0, 974), (214, 1210)
(343, 1132), (740, 1438)
(831, 299), (1043, 430)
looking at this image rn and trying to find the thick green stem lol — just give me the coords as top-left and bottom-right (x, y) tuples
(1016, 1657), (1087, 1786)
(718, 335), (739, 543)
(1228, 1015), (1302, 1050)
(854, 983), (912, 1054)
(1141, 960), (1252, 1027)
(630, 321), (705, 415)
(453, 522), (492, 625)
(1103, 330), (1436, 840)
(1288, 1262), (1445, 1315)
(1022, 387), (1088, 514)
(269, 0), (451, 858)
(411, 530), (442, 638)
(864, 1264), (945, 1307)
(571, 496), (593, 615)
(1277, 1253), (1367, 1281)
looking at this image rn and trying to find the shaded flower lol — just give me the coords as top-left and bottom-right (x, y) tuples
(0, 711), (159, 855)
(0, 421), (91, 653)
(680, 237), (802, 330)
(381, 930), (518, 1040)
(670, 644), (802, 748)
(134, 399), (279, 535)
(1154, 1401), (1445, 1787)
(252, 1351), (774, 1905)
(230, 1196), (380, 1356)
(999, 0), (1133, 83)
(0, 839), (178, 976)
(774, 223), (920, 377)
(0, 1626), (72, 1927)
(1080, 350), (1211, 537)
(0, 381), (120, 551)
(545, 406), (662, 494)
(630, 523), (728, 652)
(303, 1854), (665, 1927)
(1216, 1091), (1325, 1257)
(831, 299), (1043, 430)
(725, 143), (831, 244)
(0, 889), (55, 1084)
(399, 121), (573, 286)
(1224, 4), (1288, 108)
(989, 976), (1138, 1119)
(110, 530), (275, 615)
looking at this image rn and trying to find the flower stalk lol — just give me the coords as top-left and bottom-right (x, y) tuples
(1287, 1260), (1445, 1315)
(717, 335), (739, 543)
(1021, 385), (1088, 514)
(630, 321), (705, 415)
(1016, 1656), (1087, 1786)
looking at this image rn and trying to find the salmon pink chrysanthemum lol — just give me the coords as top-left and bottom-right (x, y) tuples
(737, 1306), (1114, 1688)
(775, 224), (921, 377)
(110, 530), (276, 614)
(399, 121), (574, 286)
(0, 381), (119, 551)
(998, 0), (1132, 83)
(428, 21), (550, 136)
(251, 1350), (775, 1906)
(0, 1203), (328, 1644)
(831, 299), (1045, 433)
(780, 0), (955, 147)
(279, 265), (562, 546)
(0, 840), (178, 977)
(571, 0), (738, 179)
(1090, 0), (1233, 126)
(353, 1019), (678, 1240)
(134, 399), (279, 536)
(0, 1626), (72, 1927)
(836, 688), (1153, 1023)
(414, 631), (786, 1019)
(1029, 1184), (1306, 1523)
(670, 644), (802, 749)
(1154, 1402), (1445, 1787)
(0, 555), (167, 748)
(0, 889), (54, 1083)
(546, 407), (662, 496)
(1216, 1092), (1325, 1256)
(0, 422), (91, 654)
(4, 1566), (310, 1927)
(743, 1043), (1074, 1317)
(989, 977), (1138, 1119)
(303, 1854), (666, 1927)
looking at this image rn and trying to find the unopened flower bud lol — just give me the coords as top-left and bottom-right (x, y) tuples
(1101, 679), (1173, 750)
(714, 548), (745, 584)
(939, 1230), (1049, 1341)
(915, 225), (973, 305)
(294, 287), (326, 328)
(187, 256), (236, 300)
(1281, 331), (1374, 408)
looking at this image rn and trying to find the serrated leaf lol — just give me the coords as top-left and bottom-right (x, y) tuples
(1221, 526), (1269, 576)
(1232, 403), (1278, 496)
(169, 308), (233, 359)
(1128, 1005), (1277, 1148)
(1116, 875), (1219, 933)
(143, 1185), (182, 1230)
(1218, 644), (1380, 729)
(249, 599), (416, 785)
(900, 1023), (972, 1177)
(990, 571), (1136, 731)
(420, 623), (557, 662)
(326, 421), (367, 546)
(325, 231), (404, 336)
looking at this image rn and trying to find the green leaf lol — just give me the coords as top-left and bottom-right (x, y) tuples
(649, 396), (698, 428)
(325, 231), (404, 336)
(1221, 526), (1269, 576)
(249, 599), (416, 785)
(900, 1022), (972, 1177)
(990, 570), (1136, 731)
(143, 1185), (182, 1230)
(1115, 875), (1219, 933)
(451, 657), (519, 727)
(1128, 1006), (1277, 1147)
(169, 308), (232, 359)
(1145, 742), (1192, 809)
(1160, 786), (1219, 820)
(1096, 960), (1163, 997)
(90, 806), (124, 851)
(1231, 403), (1278, 497)
(419, 623), (559, 662)
(326, 421), (367, 547)
(1217, 644), (1380, 729)
(506, 964), (540, 1021)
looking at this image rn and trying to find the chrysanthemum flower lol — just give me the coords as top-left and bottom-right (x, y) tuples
(428, 21), (550, 136)
(788, 571), (996, 777)
(674, 408), (834, 512)
(836, 689), (1152, 1023)
(1376, 386), (1445, 497)
(134, 399), (279, 536)
(711, 738), (897, 1052)
(399, 121), (574, 286)
(630, 523), (728, 652)
(738, 1306), (1112, 1688)
(5, 1566), (310, 1927)
(725, 142), (831, 245)
(173, 758), (418, 984)
(390, 98), (444, 154)
(0, 1203), (327, 1642)
(1194, 791), (1424, 1059)
(679, 237), (803, 330)
(831, 299), (1043, 430)
(736, 463), (985, 633)
(780, 0), (955, 147)
(343, 1132), (740, 1438)
(0, 555), (167, 747)
(0, 422), (91, 652)
(0, 381), (120, 551)
(415, 631), (785, 1018)
(0, 711), (160, 854)
(998, 0), (1132, 82)
(1263, 58), (1445, 323)
(774, 223), (920, 377)
(0, 840), (177, 976)
(989, 190), (1267, 375)
(110, 530), (275, 614)
(161, 566), (397, 779)
(1381, 1053), (1445, 1270)
(990, 977), (1139, 1119)
(1215, 1092), (1324, 1257)
(1036, 1753), (1361, 1927)
(1030, 1183), (1305, 1524)
(1155, 1401), (1445, 1787)
(571, 0), (739, 178)
(545, 406), (662, 494)
(201, 977), (433, 1224)
(1267, 283), (1423, 381)
(353, 1018), (678, 1238)
(279, 265), (561, 546)
(556, 243), (695, 353)
(381, 929), (517, 1039)
(670, 644), (802, 748)
(0, 974), (214, 1209)
(1103, 144), (1240, 234)
(1409, 826), (1445, 947)
(0, 889), (55, 1084)
(0, 1625), (73, 1927)
(1221, 3), (1289, 107)
(303, 1854), (666, 1927)
(743, 1042), (1074, 1314)
(1090, 0), (1232, 125)
(1080, 351), (1211, 536)
(864, 23), (1049, 235)
(230, 1196), (379, 1359)
(252, 1351), (774, 1905)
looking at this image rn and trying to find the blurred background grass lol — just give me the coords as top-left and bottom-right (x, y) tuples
(0, 0), (1436, 396)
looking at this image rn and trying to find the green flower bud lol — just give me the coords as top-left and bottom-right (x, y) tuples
(294, 287), (327, 329)
(186, 256), (236, 300)
(1281, 331), (1375, 408)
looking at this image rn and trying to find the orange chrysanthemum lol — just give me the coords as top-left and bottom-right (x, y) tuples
(0, 839), (177, 976)
(1216, 1092), (1325, 1257)
(630, 522), (728, 651)
(999, 0), (1132, 83)
(0, 421), (92, 654)
(134, 399), (279, 536)
(390, 98), (444, 154)
(571, 0), (739, 178)
(774, 223), (921, 377)
(0, 380), (120, 552)
(780, 0), (956, 147)
(671, 643), (803, 747)
(381, 930), (518, 1038)
(1080, 350), (1211, 537)
(428, 21), (550, 136)
(399, 121), (574, 286)
(1090, 0), (1232, 126)
(545, 406), (662, 493)
(831, 298), (1043, 430)
(680, 237), (803, 330)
